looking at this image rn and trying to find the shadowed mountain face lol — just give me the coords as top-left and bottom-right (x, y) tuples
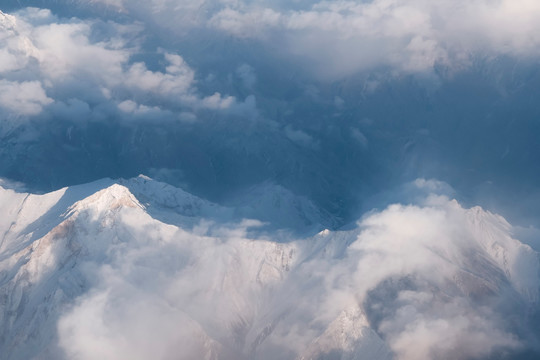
(1, 2), (540, 228)
(2, 59), (540, 227)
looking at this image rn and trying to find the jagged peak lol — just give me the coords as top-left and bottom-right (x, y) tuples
(68, 183), (144, 215)
(119, 175), (219, 217)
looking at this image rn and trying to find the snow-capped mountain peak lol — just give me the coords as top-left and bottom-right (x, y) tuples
(0, 176), (538, 359)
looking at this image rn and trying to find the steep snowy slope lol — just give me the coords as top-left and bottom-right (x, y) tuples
(0, 177), (538, 359)
(118, 176), (337, 233)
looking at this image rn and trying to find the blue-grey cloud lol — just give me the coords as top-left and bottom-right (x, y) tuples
(0, 7), (256, 122)
(2, 1), (540, 235)
(57, 0), (540, 79)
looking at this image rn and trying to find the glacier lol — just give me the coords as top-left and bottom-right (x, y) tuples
(0, 176), (538, 359)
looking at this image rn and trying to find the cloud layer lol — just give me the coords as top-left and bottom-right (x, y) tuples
(210, 0), (540, 76)
(73, 0), (540, 79)
(0, 7), (254, 121)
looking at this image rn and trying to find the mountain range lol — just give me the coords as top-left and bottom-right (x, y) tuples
(1, 176), (538, 359)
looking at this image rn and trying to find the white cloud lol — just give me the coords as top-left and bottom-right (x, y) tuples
(208, 7), (282, 38)
(33, 1), (540, 80)
(204, 0), (540, 78)
(32, 23), (129, 81)
(58, 277), (223, 360)
(0, 48), (23, 73)
(385, 299), (518, 360)
(124, 54), (195, 98)
(0, 80), (53, 115)
(88, 0), (126, 10)
(344, 197), (538, 358)
(117, 100), (162, 115)
(0, 8), (250, 121)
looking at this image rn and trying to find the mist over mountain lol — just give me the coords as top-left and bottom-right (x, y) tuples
(1, 177), (539, 360)
(1, 1), (540, 359)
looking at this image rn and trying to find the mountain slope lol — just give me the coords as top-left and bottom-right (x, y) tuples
(0, 177), (538, 360)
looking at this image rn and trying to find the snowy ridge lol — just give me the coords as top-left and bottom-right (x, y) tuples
(298, 306), (392, 360)
(466, 206), (540, 302)
(0, 177), (538, 359)
(119, 175), (221, 218)
(118, 175), (333, 234)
